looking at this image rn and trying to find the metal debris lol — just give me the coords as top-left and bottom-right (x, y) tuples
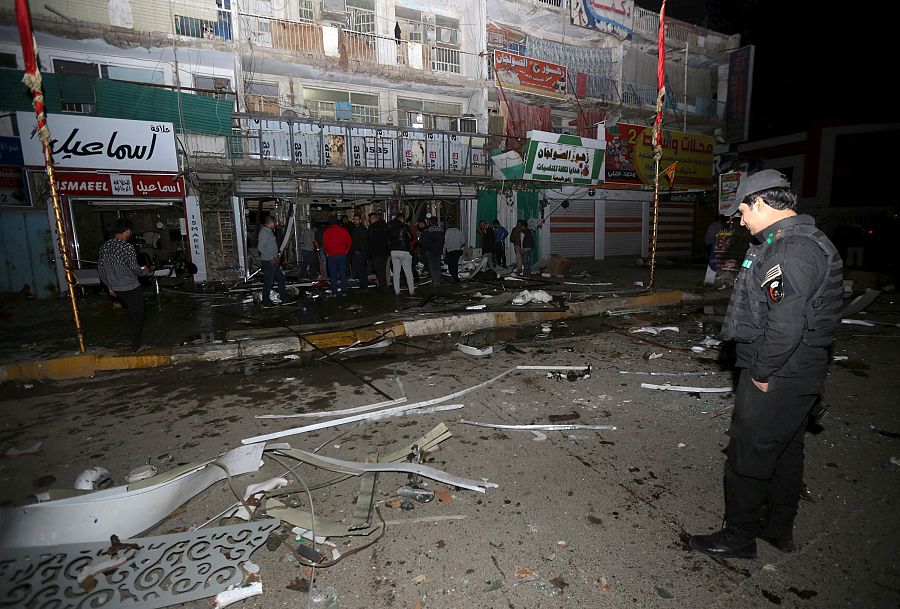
(213, 582), (264, 607)
(458, 420), (617, 431)
(0, 519), (279, 608)
(843, 288), (881, 317)
(630, 326), (679, 335)
(274, 448), (498, 493)
(243, 369), (517, 444)
(457, 343), (494, 356)
(640, 383), (733, 393)
(0, 443), (265, 547)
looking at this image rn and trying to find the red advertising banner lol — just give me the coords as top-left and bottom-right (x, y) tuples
(494, 50), (568, 99)
(55, 173), (185, 197)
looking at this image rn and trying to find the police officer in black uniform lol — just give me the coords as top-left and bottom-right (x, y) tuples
(689, 170), (843, 559)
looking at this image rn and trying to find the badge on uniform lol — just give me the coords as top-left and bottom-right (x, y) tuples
(761, 264), (784, 302)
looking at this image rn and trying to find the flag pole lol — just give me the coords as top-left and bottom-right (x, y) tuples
(648, 0), (667, 290)
(15, 0), (85, 352)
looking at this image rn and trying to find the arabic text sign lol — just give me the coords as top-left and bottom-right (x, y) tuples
(718, 172), (742, 214)
(55, 173), (185, 197)
(16, 112), (178, 173)
(494, 50), (568, 100)
(0, 166), (29, 206)
(523, 130), (605, 186)
(604, 123), (715, 188)
(571, 0), (634, 41)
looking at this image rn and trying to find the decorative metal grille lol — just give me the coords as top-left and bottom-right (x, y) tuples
(0, 519), (280, 609)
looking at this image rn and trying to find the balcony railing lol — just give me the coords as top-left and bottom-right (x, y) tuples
(632, 5), (738, 52)
(237, 13), (475, 79)
(216, 113), (490, 177)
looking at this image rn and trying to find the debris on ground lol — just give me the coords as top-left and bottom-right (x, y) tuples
(3, 441), (42, 457)
(457, 343), (494, 356)
(511, 289), (554, 305)
(640, 382), (733, 393)
(630, 326), (679, 335)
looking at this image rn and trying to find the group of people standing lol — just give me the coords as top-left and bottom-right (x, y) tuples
(283, 212), (469, 297)
(479, 218), (534, 276)
(263, 213), (538, 300)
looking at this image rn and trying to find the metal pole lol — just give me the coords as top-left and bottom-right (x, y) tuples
(15, 0), (85, 351)
(683, 42), (688, 133)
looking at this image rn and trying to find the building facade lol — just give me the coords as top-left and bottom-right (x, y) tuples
(0, 0), (739, 297)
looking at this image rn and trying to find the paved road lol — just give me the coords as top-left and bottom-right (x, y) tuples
(2, 298), (898, 609)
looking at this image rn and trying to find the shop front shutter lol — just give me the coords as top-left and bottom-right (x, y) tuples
(548, 199), (594, 258)
(604, 199), (643, 257)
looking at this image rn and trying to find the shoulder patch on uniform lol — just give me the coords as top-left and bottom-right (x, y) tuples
(765, 278), (784, 302)
(761, 264), (782, 287)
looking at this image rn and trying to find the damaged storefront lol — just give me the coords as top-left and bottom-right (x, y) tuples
(16, 112), (208, 288)
(225, 116), (489, 280)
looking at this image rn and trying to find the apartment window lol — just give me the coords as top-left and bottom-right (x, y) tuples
(53, 59), (99, 77)
(195, 75), (235, 101)
(398, 98), (462, 130)
(346, 0), (375, 34)
(303, 88), (379, 123)
(428, 15), (460, 47)
(0, 52), (17, 69)
(245, 81), (280, 114)
(100, 65), (165, 84)
(175, 0), (232, 41)
(298, 0), (315, 22)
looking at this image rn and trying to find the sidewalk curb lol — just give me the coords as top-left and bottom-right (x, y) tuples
(2, 290), (685, 381)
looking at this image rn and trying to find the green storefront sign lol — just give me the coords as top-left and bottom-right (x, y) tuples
(522, 130), (605, 186)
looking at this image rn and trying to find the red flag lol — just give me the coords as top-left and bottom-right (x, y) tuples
(663, 161), (678, 184)
(653, 0), (667, 147)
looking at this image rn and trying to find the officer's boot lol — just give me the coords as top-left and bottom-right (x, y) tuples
(689, 468), (760, 559)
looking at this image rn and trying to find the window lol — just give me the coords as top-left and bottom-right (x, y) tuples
(298, 0), (315, 22)
(396, 9), (460, 73)
(100, 65), (165, 84)
(245, 81), (280, 114)
(398, 98), (462, 130)
(303, 88), (379, 123)
(53, 59), (99, 77)
(195, 75), (235, 101)
(346, 0), (375, 35)
(175, 1), (232, 41)
(0, 52), (17, 70)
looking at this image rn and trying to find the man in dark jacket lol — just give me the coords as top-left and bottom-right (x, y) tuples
(350, 213), (369, 289)
(388, 214), (415, 296)
(98, 218), (151, 351)
(479, 220), (495, 269)
(689, 170), (843, 559)
(420, 217), (445, 286)
(367, 212), (391, 290)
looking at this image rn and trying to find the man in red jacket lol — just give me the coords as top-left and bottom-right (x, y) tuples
(323, 216), (352, 295)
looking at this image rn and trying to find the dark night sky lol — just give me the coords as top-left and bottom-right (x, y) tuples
(634, 1), (892, 141)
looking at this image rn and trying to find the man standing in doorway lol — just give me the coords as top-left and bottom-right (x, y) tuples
(323, 216), (352, 296)
(257, 215), (296, 308)
(98, 218), (151, 351)
(689, 170), (843, 559)
(493, 219), (508, 268)
(389, 214), (415, 296)
(421, 216), (445, 286)
(443, 221), (465, 282)
(479, 220), (495, 269)
(349, 213), (369, 289)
